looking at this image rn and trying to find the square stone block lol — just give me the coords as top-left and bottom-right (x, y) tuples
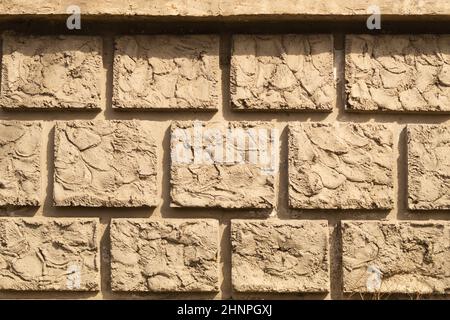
(407, 124), (450, 210)
(346, 34), (450, 112)
(231, 219), (329, 293)
(289, 122), (394, 209)
(110, 219), (219, 292)
(231, 34), (335, 111)
(342, 221), (450, 294)
(54, 120), (158, 207)
(0, 121), (41, 206)
(1, 35), (103, 109)
(113, 35), (220, 110)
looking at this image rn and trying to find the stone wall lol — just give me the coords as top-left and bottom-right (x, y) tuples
(0, 0), (449, 299)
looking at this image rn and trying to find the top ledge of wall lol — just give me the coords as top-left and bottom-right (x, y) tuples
(0, 0), (449, 17)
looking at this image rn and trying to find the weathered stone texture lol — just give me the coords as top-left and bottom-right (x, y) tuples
(113, 35), (219, 110)
(1, 0), (449, 16)
(110, 219), (219, 292)
(346, 35), (450, 112)
(0, 121), (41, 206)
(54, 120), (158, 207)
(0, 0), (220, 16)
(0, 218), (99, 291)
(408, 124), (450, 210)
(289, 123), (394, 209)
(342, 221), (450, 294)
(221, 1), (450, 16)
(231, 34), (334, 111)
(0, 35), (103, 109)
(170, 121), (277, 208)
(231, 220), (329, 293)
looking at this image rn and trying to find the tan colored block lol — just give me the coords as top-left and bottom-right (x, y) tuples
(0, 35), (103, 109)
(1, 0), (450, 16)
(220, 0), (450, 16)
(289, 123), (394, 209)
(54, 120), (158, 207)
(110, 219), (219, 292)
(342, 221), (450, 294)
(113, 35), (219, 110)
(0, 121), (41, 206)
(231, 220), (329, 293)
(170, 121), (277, 208)
(408, 124), (450, 210)
(346, 34), (450, 112)
(0, 0), (220, 15)
(231, 34), (334, 111)
(0, 218), (99, 291)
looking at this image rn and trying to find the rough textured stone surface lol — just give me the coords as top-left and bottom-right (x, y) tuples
(1, 0), (449, 16)
(342, 221), (450, 294)
(113, 35), (219, 110)
(0, 0), (220, 15)
(0, 218), (99, 291)
(110, 219), (219, 292)
(231, 220), (329, 293)
(221, 0), (450, 16)
(0, 35), (103, 110)
(231, 34), (334, 111)
(408, 124), (450, 210)
(0, 121), (41, 206)
(289, 123), (394, 209)
(170, 121), (276, 208)
(346, 35), (450, 112)
(54, 120), (158, 207)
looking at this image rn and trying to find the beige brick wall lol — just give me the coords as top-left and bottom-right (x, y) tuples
(0, 2), (449, 300)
